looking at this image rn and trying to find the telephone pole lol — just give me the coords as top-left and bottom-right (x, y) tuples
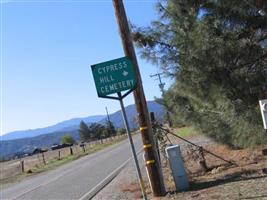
(105, 107), (111, 124)
(150, 73), (165, 93)
(112, 0), (165, 196)
(105, 107), (112, 136)
(150, 73), (172, 127)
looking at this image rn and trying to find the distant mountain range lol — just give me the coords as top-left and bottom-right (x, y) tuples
(2, 115), (105, 141)
(0, 101), (164, 160)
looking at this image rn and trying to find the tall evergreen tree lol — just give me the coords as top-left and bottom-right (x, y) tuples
(106, 120), (116, 137)
(79, 120), (91, 142)
(89, 123), (106, 140)
(133, 0), (267, 148)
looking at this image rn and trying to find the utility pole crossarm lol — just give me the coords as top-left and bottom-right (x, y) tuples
(149, 72), (172, 127)
(150, 73), (165, 92)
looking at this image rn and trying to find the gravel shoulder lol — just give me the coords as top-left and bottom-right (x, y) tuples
(93, 154), (147, 200)
(92, 132), (267, 200)
(92, 134), (212, 200)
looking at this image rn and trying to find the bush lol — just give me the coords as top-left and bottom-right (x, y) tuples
(117, 128), (127, 135)
(61, 135), (75, 145)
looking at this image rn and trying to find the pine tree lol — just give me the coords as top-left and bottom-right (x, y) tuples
(133, 0), (267, 148)
(79, 121), (91, 142)
(117, 128), (126, 135)
(89, 123), (106, 140)
(106, 120), (116, 137)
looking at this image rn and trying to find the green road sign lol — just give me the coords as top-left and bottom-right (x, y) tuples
(91, 57), (137, 97)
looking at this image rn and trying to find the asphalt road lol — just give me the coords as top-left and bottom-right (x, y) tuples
(1, 135), (142, 200)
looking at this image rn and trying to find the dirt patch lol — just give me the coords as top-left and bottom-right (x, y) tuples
(90, 126), (267, 200)
(120, 181), (144, 199)
(122, 132), (267, 199)
(161, 136), (267, 200)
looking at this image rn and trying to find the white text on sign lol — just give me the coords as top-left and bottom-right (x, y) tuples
(100, 79), (135, 94)
(97, 61), (128, 74)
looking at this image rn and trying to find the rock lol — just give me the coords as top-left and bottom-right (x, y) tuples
(191, 193), (200, 198)
(211, 166), (225, 174)
(262, 149), (267, 156)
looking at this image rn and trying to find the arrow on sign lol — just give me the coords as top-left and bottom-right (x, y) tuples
(122, 71), (129, 76)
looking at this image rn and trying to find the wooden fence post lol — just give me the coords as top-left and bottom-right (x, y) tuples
(198, 147), (208, 172)
(82, 146), (85, 153)
(42, 152), (46, 165)
(70, 147), (73, 155)
(20, 159), (25, 173)
(58, 150), (61, 160)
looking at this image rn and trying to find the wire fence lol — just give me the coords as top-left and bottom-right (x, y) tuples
(0, 135), (126, 183)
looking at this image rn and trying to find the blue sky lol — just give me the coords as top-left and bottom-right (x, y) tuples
(1, 0), (172, 135)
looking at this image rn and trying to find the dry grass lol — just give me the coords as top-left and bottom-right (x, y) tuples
(161, 136), (267, 200)
(0, 135), (127, 185)
(119, 131), (267, 200)
(120, 181), (144, 199)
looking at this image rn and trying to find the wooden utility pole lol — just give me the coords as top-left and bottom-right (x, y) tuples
(105, 107), (111, 123)
(112, 0), (165, 196)
(150, 73), (165, 93)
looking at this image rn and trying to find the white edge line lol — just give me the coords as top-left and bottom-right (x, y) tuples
(10, 140), (127, 199)
(79, 148), (143, 200)
(11, 175), (63, 200)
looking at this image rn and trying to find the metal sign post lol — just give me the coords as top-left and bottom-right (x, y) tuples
(91, 57), (147, 200)
(118, 92), (147, 200)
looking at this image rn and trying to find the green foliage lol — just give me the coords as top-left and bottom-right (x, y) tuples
(0, 156), (6, 162)
(80, 121), (116, 141)
(177, 127), (196, 137)
(117, 128), (127, 135)
(100, 129), (109, 138)
(89, 123), (106, 140)
(133, 0), (267, 148)
(106, 121), (116, 137)
(60, 135), (75, 144)
(79, 120), (91, 142)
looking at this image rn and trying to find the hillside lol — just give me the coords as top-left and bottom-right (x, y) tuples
(0, 101), (164, 160)
(99, 100), (165, 129)
(0, 130), (80, 160)
(1, 115), (105, 141)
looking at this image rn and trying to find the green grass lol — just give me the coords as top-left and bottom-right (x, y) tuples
(176, 126), (196, 137)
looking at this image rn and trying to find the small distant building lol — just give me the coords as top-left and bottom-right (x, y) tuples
(50, 143), (73, 150)
(31, 147), (48, 155)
